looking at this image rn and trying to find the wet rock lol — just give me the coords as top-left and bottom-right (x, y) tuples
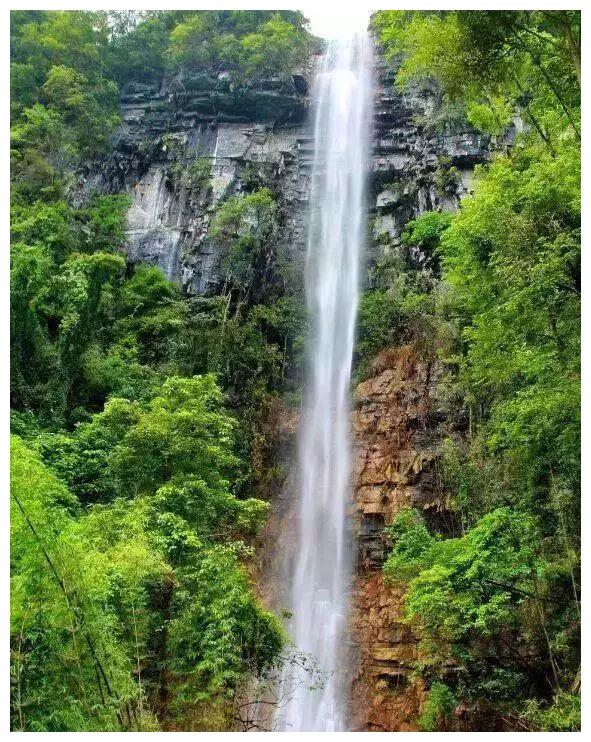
(348, 344), (448, 731)
(74, 60), (320, 295)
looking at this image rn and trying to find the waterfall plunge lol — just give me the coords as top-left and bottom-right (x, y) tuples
(278, 34), (372, 732)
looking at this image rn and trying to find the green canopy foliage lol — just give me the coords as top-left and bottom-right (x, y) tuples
(9, 10), (313, 731)
(11, 374), (282, 730)
(373, 9), (580, 731)
(374, 10), (580, 145)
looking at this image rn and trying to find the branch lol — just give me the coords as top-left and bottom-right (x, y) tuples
(483, 578), (561, 605)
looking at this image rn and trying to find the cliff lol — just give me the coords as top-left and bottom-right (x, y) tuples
(349, 346), (445, 731)
(75, 43), (500, 298)
(11, 8), (579, 733)
(75, 66), (317, 295)
(347, 47), (502, 732)
(369, 50), (507, 258)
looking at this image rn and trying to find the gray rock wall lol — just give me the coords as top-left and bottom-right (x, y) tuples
(75, 68), (317, 295)
(76, 44), (505, 296)
(367, 50), (509, 275)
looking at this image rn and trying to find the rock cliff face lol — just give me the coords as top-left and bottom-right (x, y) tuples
(348, 346), (445, 731)
(85, 40), (501, 731)
(368, 50), (505, 265)
(76, 68), (317, 294)
(242, 42), (499, 732)
(345, 47), (503, 732)
(77, 45), (501, 297)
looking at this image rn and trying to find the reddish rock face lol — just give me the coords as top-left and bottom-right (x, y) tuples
(348, 571), (425, 731)
(348, 345), (444, 731)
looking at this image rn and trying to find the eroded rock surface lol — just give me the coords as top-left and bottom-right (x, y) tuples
(349, 346), (446, 731)
(344, 46), (508, 729)
(75, 67), (318, 295)
(367, 50), (513, 273)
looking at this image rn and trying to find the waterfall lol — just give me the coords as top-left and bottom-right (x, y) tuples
(277, 33), (372, 732)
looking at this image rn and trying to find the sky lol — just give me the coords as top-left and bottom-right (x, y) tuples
(299, 4), (373, 39)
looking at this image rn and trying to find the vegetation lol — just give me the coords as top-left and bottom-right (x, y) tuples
(11, 387), (281, 730)
(167, 12), (311, 80)
(374, 10), (580, 145)
(10, 9), (310, 731)
(373, 9), (580, 731)
(418, 681), (457, 732)
(9, 7), (581, 733)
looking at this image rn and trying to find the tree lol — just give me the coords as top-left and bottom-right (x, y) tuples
(374, 10), (580, 729)
(210, 188), (279, 300)
(241, 15), (309, 79)
(373, 10), (580, 147)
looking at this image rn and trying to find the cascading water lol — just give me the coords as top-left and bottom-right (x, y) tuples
(277, 33), (372, 732)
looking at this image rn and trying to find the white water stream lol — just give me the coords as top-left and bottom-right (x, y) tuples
(277, 34), (372, 732)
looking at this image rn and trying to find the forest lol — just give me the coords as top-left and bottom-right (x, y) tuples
(10, 9), (580, 732)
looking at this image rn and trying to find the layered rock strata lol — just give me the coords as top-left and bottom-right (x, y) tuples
(79, 38), (511, 730)
(369, 51), (506, 257)
(348, 346), (445, 731)
(75, 69), (317, 294)
(344, 43), (511, 730)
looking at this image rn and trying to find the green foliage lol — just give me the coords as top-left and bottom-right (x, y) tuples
(403, 210), (453, 256)
(9, 8), (310, 732)
(466, 96), (513, 136)
(107, 11), (186, 84)
(374, 13), (580, 728)
(383, 508), (437, 581)
(11, 436), (153, 730)
(10, 196), (132, 418)
(111, 375), (236, 497)
(9, 198), (227, 423)
(356, 213), (453, 378)
(440, 145), (580, 496)
(166, 11), (310, 79)
(384, 507), (544, 659)
(9, 106), (293, 724)
(374, 10), (580, 145)
(240, 15), (310, 79)
(522, 691), (580, 732)
(356, 290), (407, 372)
(11, 374), (282, 730)
(172, 158), (212, 195)
(168, 543), (283, 700)
(434, 161), (462, 196)
(211, 188), (279, 295)
(418, 682), (457, 731)
(10, 10), (311, 209)
(106, 10), (311, 85)
(12, 7), (581, 732)
(11, 11), (120, 197)
(167, 15), (225, 72)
